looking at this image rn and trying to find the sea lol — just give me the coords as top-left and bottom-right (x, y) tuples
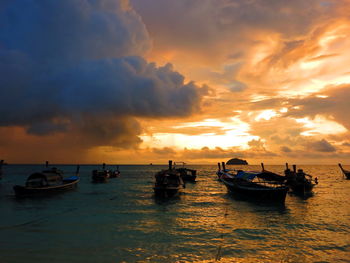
(0, 164), (349, 263)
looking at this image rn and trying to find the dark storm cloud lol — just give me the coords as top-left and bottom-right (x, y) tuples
(0, 0), (206, 147)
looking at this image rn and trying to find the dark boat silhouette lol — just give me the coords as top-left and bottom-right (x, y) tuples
(218, 162), (288, 203)
(338, 163), (350, 179)
(284, 163), (317, 194)
(174, 162), (197, 182)
(0, 159), (3, 179)
(109, 165), (121, 178)
(92, 163), (113, 182)
(153, 160), (185, 197)
(14, 162), (80, 196)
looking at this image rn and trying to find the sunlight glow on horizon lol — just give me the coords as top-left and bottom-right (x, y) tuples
(140, 117), (259, 150)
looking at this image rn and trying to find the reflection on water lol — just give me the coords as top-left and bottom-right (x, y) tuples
(0, 164), (349, 262)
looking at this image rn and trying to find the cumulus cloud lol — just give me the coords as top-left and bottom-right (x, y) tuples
(0, 0), (207, 151)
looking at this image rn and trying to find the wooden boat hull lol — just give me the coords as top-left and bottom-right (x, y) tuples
(92, 174), (109, 183)
(14, 178), (79, 197)
(153, 186), (181, 197)
(92, 170), (110, 183)
(181, 174), (196, 182)
(222, 178), (288, 203)
(176, 168), (197, 182)
(287, 181), (315, 193)
(344, 172), (350, 179)
(109, 171), (120, 178)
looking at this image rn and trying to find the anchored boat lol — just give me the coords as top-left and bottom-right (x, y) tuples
(284, 163), (317, 194)
(92, 163), (112, 183)
(218, 162), (288, 202)
(14, 162), (80, 196)
(174, 162), (197, 182)
(153, 160), (185, 197)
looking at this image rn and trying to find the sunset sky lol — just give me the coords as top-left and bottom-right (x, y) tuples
(1, 0), (350, 164)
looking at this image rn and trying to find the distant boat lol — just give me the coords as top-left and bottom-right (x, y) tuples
(92, 163), (111, 183)
(284, 163), (317, 194)
(338, 163), (350, 179)
(109, 165), (121, 178)
(153, 160), (185, 197)
(0, 159), (3, 179)
(13, 162), (80, 196)
(174, 162), (197, 182)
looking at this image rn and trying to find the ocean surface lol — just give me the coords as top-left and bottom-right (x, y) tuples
(0, 164), (349, 263)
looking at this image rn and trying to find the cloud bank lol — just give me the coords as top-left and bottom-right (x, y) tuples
(0, 0), (207, 154)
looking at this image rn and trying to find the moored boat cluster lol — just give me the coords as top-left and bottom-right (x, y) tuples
(1, 160), (349, 204)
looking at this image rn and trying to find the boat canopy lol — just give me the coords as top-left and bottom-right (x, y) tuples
(26, 172), (63, 187)
(236, 170), (259, 180)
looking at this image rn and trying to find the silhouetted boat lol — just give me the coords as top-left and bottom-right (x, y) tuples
(13, 162), (80, 196)
(259, 163), (286, 182)
(284, 163), (317, 194)
(217, 162), (288, 202)
(221, 169), (288, 202)
(92, 163), (111, 183)
(0, 159), (3, 179)
(338, 163), (350, 179)
(216, 162), (235, 181)
(153, 160), (185, 197)
(109, 165), (121, 178)
(174, 162), (197, 182)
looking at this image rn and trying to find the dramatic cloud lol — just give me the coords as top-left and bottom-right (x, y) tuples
(0, 0), (207, 154)
(305, 139), (336, 152)
(1, 0), (350, 163)
(286, 85), (350, 130)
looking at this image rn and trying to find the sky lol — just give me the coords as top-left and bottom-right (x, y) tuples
(1, 0), (350, 164)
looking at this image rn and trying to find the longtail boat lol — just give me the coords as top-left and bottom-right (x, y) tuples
(14, 162), (80, 196)
(338, 163), (350, 179)
(92, 163), (112, 183)
(220, 169), (288, 203)
(174, 162), (197, 182)
(153, 160), (185, 197)
(284, 163), (317, 194)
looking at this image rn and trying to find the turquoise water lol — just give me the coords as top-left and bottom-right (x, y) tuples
(0, 164), (349, 262)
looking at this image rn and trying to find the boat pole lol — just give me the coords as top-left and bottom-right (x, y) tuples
(169, 160), (173, 170)
(338, 163), (345, 178)
(221, 162), (226, 172)
(76, 165), (80, 176)
(285, 163), (289, 170)
(261, 163), (265, 171)
(217, 162), (221, 171)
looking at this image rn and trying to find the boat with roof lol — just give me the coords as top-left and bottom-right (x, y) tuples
(174, 162), (197, 182)
(153, 160), (185, 197)
(92, 163), (115, 182)
(217, 162), (288, 202)
(13, 161), (80, 196)
(284, 163), (317, 194)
